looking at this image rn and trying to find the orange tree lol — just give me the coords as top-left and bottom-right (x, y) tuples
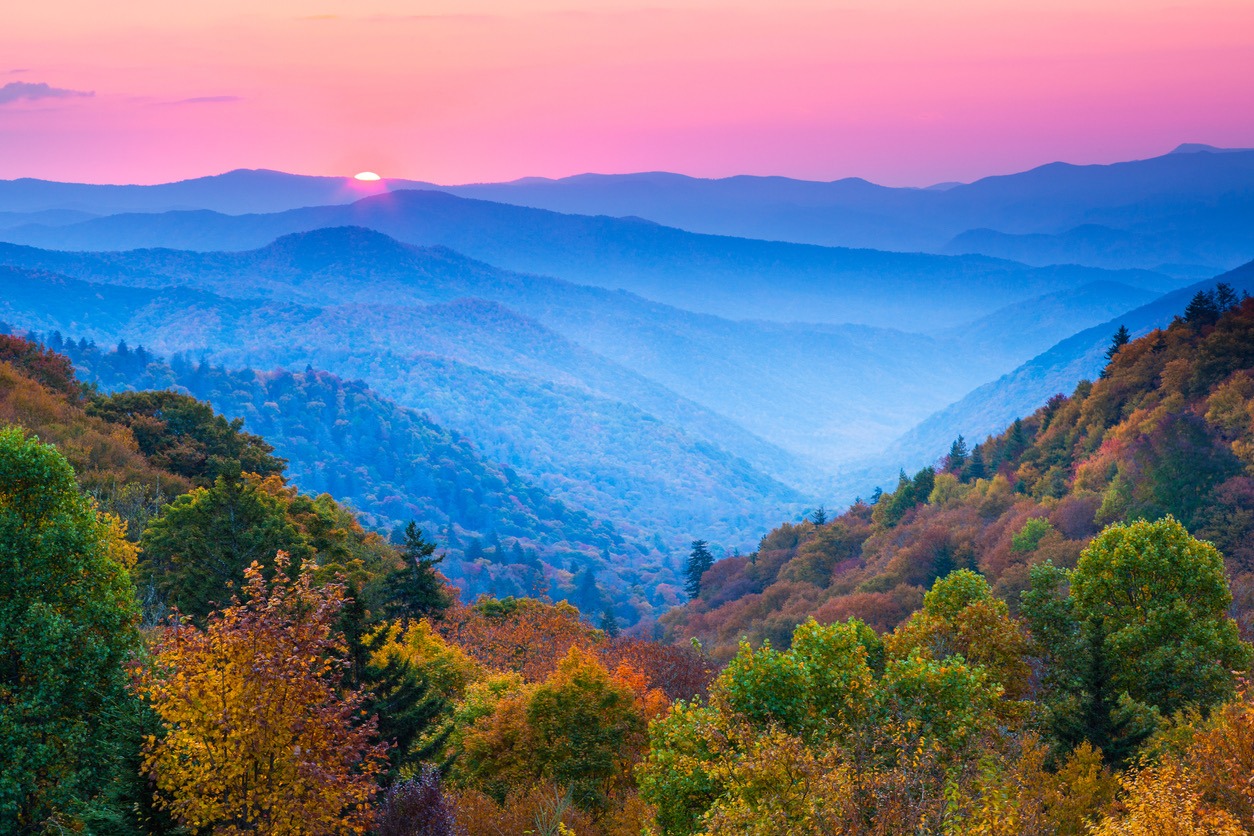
(136, 553), (387, 834)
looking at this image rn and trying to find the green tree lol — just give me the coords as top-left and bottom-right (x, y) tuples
(888, 569), (1032, 700)
(1070, 517), (1250, 716)
(139, 472), (311, 620)
(684, 539), (715, 599)
(383, 522), (451, 623)
(86, 390), (284, 485)
(947, 435), (969, 472)
(966, 443), (987, 481)
(1023, 519), (1252, 761)
(0, 427), (141, 829)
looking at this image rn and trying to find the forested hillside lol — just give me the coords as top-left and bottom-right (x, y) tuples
(0, 261), (808, 551)
(667, 286), (1254, 658)
(0, 331), (698, 624)
(8, 307), (1254, 834)
(0, 229), (1155, 469)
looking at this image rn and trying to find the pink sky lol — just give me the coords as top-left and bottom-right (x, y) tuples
(2, 0), (1252, 186)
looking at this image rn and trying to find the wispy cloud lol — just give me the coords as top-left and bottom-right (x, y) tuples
(6, 69), (30, 75)
(0, 81), (93, 105)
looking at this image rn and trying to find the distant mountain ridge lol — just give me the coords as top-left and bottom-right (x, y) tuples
(0, 227), (1168, 473)
(0, 190), (1183, 330)
(2, 145), (1248, 272)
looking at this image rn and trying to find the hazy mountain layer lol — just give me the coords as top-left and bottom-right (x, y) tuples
(0, 264), (806, 550)
(0, 191), (1180, 330)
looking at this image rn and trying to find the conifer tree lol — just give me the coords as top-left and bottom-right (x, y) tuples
(1101, 325), (1131, 377)
(966, 444), (986, 481)
(685, 540), (715, 599)
(384, 522), (450, 622)
(947, 435), (969, 471)
(810, 505), (828, 525)
(599, 604), (621, 638)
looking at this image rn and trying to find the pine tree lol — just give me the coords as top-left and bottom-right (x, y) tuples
(1215, 281), (1239, 312)
(1100, 325), (1131, 377)
(965, 444), (986, 481)
(1184, 290), (1221, 328)
(383, 522), (450, 622)
(685, 540), (715, 599)
(810, 506), (828, 526)
(947, 435), (969, 472)
(360, 650), (451, 779)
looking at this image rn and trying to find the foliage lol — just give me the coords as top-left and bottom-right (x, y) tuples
(383, 521), (452, 622)
(87, 389), (284, 485)
(139, 472), (313, 619)
(1070, 517), (1250, 716)
(0, 332), (81, 397)
(374, 766), (464, 836)
(136, 554), (387, 834)
(0, 427), (141, 830)
(664, 298), (1254, 664)
(454, 646), (651, 812)
(1090, 759), (1244, 835)
(438, 597), (602, 683)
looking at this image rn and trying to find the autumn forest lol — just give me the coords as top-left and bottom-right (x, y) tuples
(4, 273), (1254, 834)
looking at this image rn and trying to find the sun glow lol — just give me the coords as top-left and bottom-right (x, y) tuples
(353, 171), (381, 181)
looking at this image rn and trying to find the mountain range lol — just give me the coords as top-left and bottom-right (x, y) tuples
(0, 148), (1248, 560)
(2, 143), (1249, 274)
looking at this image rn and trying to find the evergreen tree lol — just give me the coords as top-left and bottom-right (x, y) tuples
(685, 540), (715, 599)
(965, 444), (986, 481)
(1100, 325), (1131, 377)
(360, 640), (451, 780)
(383, 522), (451, 623)
(947, 435), (969, 472)
(1184, 289), (1221, 328)
(574, 566), (602, 615)
(810, 505), (828, 526)
(599, 604), (620, 638)
(1215, 281), (1239, 312)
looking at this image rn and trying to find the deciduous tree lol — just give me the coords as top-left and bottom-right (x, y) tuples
(137, 554), (386, 834)
(0, 427), (141, 829)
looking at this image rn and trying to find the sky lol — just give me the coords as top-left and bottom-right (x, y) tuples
(2, 0), (1253, 186)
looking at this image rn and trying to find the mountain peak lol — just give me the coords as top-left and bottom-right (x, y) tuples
(254, 226), (416, 270)
(1169, 143), (1253, 155)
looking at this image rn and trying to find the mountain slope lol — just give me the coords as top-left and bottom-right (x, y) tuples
(442, 148), (1254, 269)
(662, 286), (1254, 657)
(0, 231), (1004, 470)
(0, 264), (806, 549)
(875, 261), (1254, 487)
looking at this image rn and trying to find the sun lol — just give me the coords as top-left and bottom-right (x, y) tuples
(354, 171), (381, 181)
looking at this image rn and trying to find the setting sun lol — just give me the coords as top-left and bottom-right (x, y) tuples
(353, 171), (381, 181)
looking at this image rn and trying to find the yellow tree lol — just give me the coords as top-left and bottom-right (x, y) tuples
(137, 553), (387, 834)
